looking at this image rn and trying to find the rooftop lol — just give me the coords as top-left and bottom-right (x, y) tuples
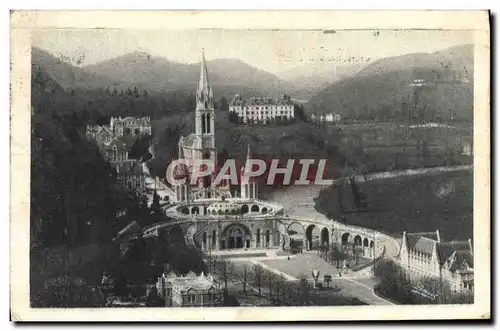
(162, 271), (216, 292)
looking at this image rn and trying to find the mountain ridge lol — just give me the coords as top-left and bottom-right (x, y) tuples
(306, 44), (474, 123)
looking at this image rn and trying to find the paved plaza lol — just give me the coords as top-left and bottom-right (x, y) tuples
(255, 251), (392, 305)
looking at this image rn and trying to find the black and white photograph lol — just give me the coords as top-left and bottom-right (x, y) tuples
(10, 10), (490, 321)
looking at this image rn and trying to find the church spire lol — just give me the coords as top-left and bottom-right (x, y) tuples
(196, 48), (213, 110)
(244, 144), (252, 169)
(242, 144), (255, 182)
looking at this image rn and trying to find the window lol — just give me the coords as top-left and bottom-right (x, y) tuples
(188, 294), (196, 303)
(166, 288), (172, 297)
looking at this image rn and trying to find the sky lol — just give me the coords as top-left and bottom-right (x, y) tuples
(32, 29), (473, 74)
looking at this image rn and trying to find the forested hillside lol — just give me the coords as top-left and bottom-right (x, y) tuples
(31, 64), (130, 247)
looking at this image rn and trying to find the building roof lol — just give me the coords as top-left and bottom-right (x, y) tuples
(111, 116), (151, 127)
(443, 250), (474, 272)
(163, 271), (216, 293)
(437, 240), (473, 266)
(403, 231), (473, 269)
(412, 237), (436, 255)
(405, 231), (441, 253)
(230, 94), (293, 106)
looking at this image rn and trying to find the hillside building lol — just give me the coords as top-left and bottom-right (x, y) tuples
(86, 116), (151, 142)
(398, 230), (474, 293)
(229, 94), (295, 124)
(87, 123), (148, 196)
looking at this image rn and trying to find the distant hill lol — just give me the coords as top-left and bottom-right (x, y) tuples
(357, 44), (473, 79)
(83, 51), (298, 99)
(306, 44), (474, 123)
(278, 62), (367, 97)
(32, 47), (115, 92)
(33, 47), (304, 99)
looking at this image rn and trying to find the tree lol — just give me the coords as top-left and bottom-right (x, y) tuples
(151, 190), (161, 214)
(323, 274), (332, 288)
(252, 264), (263, 296)
(354, 246), (364, 265)
(216, 258), (232, 304)
(242, 265), (248, 295)
(228, 111), (239, 123)
(219, 97), (229, 111)
(299, 277), (309, 306)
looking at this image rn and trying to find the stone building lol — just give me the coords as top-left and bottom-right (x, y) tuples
(112, 159), (146, 196)
(155, 271), (221, 307)
(229, 94), (295, 124)
(398, 230), (474, 293)
(86, 116), (151, 142)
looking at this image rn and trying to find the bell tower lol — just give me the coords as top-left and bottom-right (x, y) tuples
(195, 49), (217, 169)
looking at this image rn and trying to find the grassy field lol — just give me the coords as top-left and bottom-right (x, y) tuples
(315, 169), (473, 241)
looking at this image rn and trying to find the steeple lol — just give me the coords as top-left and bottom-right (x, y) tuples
(196, 48), (214, 111)
(244, 144), (252, 170)
(241, 144), (256, 184)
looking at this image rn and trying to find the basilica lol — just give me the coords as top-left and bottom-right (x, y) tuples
(162, 50), (290, 252)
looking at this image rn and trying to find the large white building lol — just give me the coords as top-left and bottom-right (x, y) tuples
(229, 94), (295, 124)
(398, 230), (474, 293)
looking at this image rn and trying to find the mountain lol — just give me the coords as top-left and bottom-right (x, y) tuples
(278, 62), (367, 93)
(306, 44), (474, 122)
(83, 52), (297, 99)
(357, 44), (473, 79)
(32, 47), (115, 92)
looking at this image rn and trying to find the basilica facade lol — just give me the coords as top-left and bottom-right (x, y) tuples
(162, 50), (290, 252)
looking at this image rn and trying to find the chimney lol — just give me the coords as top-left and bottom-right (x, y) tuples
(436, 229), (441, 242)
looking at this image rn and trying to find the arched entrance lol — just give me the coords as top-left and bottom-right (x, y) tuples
(221, 224), (251, 250)
(341, 233), (351, 246)
(363, 238), (369, 247)
(354, 235), (362, 246)
(191, 206), (199, 215)
(287, 222), (305, 253)
(228, 227), (244, 249)
(305, 224), (321, 250)
(251, 205), (259, 212)
(321, 228), (329, 246)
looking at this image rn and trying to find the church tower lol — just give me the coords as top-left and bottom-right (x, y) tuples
(174, 145), (190, 202)
(195, 49), (217, 169)
(240, 144), (257, 199)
